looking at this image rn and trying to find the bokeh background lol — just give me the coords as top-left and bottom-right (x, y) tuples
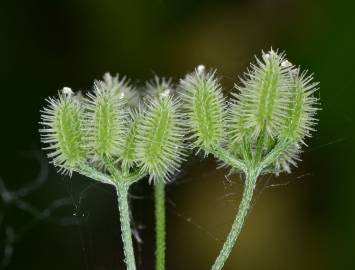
(1, 0), (355, 269)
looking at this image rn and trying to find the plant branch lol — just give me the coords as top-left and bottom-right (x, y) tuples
(212, 147), (247, 173)
(259, 139), (290, 170)
(126, 170), (147, 184)
(76, 163), (114, 185)
(103, 155), (122, 182)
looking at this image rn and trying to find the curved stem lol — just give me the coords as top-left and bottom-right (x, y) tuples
(76, 163), (113, 185)
(126, 171), (148, 184)
(116, 183), (136, 270)
(213, 147), (247, 172)
(259, 139), (290, 170)
(211, 169), (258, 270)
(154, 178), (166, 270)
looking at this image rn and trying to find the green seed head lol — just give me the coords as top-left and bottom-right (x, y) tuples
(145, 76), (173, 98)
(226, 50), (319, 173)
(85, 80), (128, 160)
(136, 94), (185, 182)
(272, 69), (319, 174)
(179, 65), (226, 153)
(100, 72), (140, 108)
(280, 69), (319, 143)
(40, 88), (87, 174)
(228, 49), (291, 146)
(273, 142), (301, 174)
(119, 109), (141, 169)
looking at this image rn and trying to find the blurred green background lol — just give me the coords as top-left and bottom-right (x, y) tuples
(0, 0), (355, 269)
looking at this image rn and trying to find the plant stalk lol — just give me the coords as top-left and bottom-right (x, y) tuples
(211, 169), (258, 270)
(213, 147), (247, 172)
(154, 178), (166, 270)
(116, 183), (136, 270)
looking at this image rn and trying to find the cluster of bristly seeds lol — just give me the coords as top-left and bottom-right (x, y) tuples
(40, 73), (186, 183)
(39, 49), (319, 270)
(40, 50), (318, 182)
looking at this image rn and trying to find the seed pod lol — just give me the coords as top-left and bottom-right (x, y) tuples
(145, 76), (173, 98)
(119, 109), (141, 169)
(100, 72), (140, 108)
(228, 50), (291, 146)
(136, 95), (185, 182)
(85, 81), (127, 160)
(273, 142), (301, 174)
(271, 69), (319, 174)
(40, 88), (87, 174)
(179, 65), (226, 153)
(280, 69), (319, 143)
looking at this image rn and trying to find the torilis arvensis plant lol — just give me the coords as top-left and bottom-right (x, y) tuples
(39, 49), (319, 270)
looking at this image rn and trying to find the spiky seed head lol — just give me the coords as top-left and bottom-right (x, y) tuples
(273, 142), (301, 175)
(62, 87), (74, 96)
(228, 49), (291, 146)
(145, 76), (174, 99)
(85, 81), (127, 160)
(179, 66), (226, 153)
(280, 69), (319, 143)
(270, 69), (319, 174)
(119, 109), (141, 169)
(98, 72), (140, 108)
(40, 88), (87, 174)
(136, 95), (185, 182)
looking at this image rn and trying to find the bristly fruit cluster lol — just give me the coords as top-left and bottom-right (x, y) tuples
(40, 73), (185, 183)
(179, 65), (226, 154)
(40, 49), (319, 180)
(39, 49), (319, 270)
(40, 89), (87, 175)
(179, 49), (318, 175)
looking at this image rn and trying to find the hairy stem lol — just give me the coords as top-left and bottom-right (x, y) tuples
(154, 178), (166, 270)
(76, 163), (113, 185)
(116, 183), (136, 270)
(211, 169), (258, 270)
(259, 139), (290, 170)
(213, 147), (247, 172)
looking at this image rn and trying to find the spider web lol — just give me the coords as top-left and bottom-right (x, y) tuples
(69, 136), (347, 269)
(0, 137), (345, 269)
(0, 150), (77, 269)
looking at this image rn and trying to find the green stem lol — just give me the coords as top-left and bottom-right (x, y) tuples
(259, 139), (290, 170)
(211, 169), (258, 270)
(116, 183), (136, 270)
(78, 162), (144, 270)
(213, 147), (247, 172)
(76, 163), (113, 185)
(154, 178), (166, 270)
(254, 125), (267, 164)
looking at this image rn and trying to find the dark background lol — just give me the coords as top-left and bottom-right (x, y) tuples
(1, 0), (355, 269)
